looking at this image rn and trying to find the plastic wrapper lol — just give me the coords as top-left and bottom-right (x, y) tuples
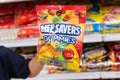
(82, 43), (111, 64)
(81, 63), (120, 72)
(87, 6), (120, 34)
(17, 27), (40, 38)
(0, 3), (16, 16)
(82, 42), (120, 72)
(108, 42), (120, 62)
(36, 5), (86, 72)
(15, 6), (37, 27)
(0, 15), (15, 29)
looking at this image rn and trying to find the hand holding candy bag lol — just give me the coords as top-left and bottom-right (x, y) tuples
(36, 5), (86, 72)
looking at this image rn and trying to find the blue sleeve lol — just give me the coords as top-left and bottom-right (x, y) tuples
(0, 46), (30, 79)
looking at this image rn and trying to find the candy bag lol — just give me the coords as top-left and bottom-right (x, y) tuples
(36, 5), (86, 72)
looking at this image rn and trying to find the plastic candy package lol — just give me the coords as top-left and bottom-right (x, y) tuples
(87, 6), (120, 34)
(36, 5), (86, 72)
(0, 15), (15, 29)
(82, 43), (111, 64)
(17, 27), (40, 38)
(15, 6), (37, 27)
(108, 42), (120, 62)
(81, 43), (120, 72)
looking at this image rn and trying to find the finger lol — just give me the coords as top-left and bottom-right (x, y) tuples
(38, 40), (45, 46)
(37, 39), (45, 52)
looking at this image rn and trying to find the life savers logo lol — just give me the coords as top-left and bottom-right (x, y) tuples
(40, 23), (81, 44)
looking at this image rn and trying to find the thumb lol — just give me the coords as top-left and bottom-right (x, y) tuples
(37, 39), (45, 53)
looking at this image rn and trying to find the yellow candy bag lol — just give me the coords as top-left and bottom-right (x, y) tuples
(36, 5), (86, 72)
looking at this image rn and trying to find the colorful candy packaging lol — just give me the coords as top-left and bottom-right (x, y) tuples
(36, 5), (86, 72)
(87, 6), (120, 34)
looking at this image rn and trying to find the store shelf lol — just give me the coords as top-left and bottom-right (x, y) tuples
(100, 71), (120, 79)
(0, 34), (103, 47)
(0, 38), (38, 48)
(103, 33), (120, 42)
(28, 72), (100, 80)
(12, 72), (100, 80)
(11, 71), (120, 80)
(1, 33), (120, 47)
(84, 34), (103, 43)
(0, 0), (35, 3)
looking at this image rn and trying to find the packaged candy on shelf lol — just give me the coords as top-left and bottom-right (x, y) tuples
(82, 43), (111, 64)
(81, 42), (120, 72)
(47, 64), (73, 74)
(81, 62), (120, 72)
(36, 5), (86, 72)
(0, 15), (15, 29)
(102, 6), (120, 34)
(17, 27), (40, 38)
(108, 42), (120, 62)
(0, 3), (16, 16)
(15, 6), (37, 27)
(85, 17), (103, 34)
(87, 6), (120, 34)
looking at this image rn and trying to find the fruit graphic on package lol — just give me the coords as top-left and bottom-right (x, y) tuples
(38, 43), (59, 62)
(63, 14), (70, 21)
(62, 11), (73, 22)
(53, 11), (62, 24)
(53, 9), (66, 24)
(48, 9), (55, 15)
(56, 10), (63, 16)
(65, 44), (80, 72)
(74, 10), (86, 23)
(38, 11), (48, 19)
(62, 49), (74, 60)
(55, 51), (66, 68)
(74, 40), (83, 57)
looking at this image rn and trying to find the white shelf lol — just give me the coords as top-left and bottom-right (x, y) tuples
(0, 0), (35, 3)
(100, 71), (120, 79)
(103, 33), (120, 42)
(1, 33), (120, 47)
(28, 72), (100, 80)
(12, 71), (120, 80)
(84, 34), (103, 43)
(0, 34), (103, 47)
(0, 38), (38, 48)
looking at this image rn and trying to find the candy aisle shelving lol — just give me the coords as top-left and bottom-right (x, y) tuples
(1, 33), (120, 47)
(1, 0), (120, 80)
(11, 71), (120, 80)
(1, 33), (120, 80)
